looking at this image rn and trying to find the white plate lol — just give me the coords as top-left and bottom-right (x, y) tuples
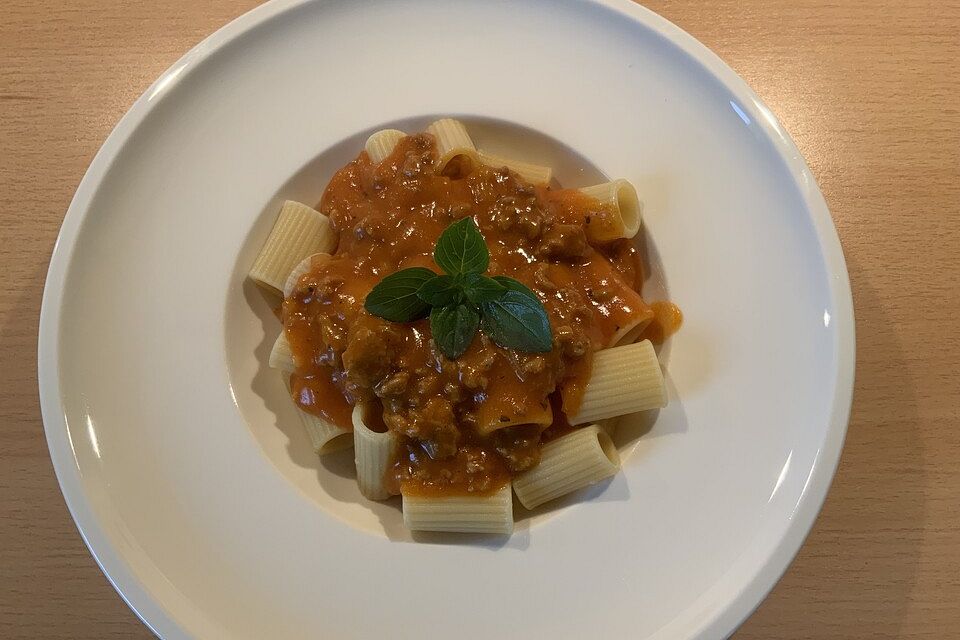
(39, 1), (854, 638)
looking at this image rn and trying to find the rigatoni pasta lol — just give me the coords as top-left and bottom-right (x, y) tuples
(567, 340), (667, 426)
(513, 425), (619, 509)
(365, 129), (406, 164)
(352, 402), (397, 500)
(301, 413), (352, 454)
(284, 377), (352, 455)
(269, 332), (295, 372)
(248, 120), (679, 537)
(402, 484), (513, 534)
(426, 118), (479, 175)
(478, 151), (553, 185)
(249, 200), (336, 292)
(608, 315), (653, 349)
(283, 253), (330, 299)
(578, 179), (643, 242)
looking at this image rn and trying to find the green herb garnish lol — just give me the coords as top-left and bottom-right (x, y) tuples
(362, 267), (436, 322)
(462, 273), (508, 305)
(417, 274), (464, 307)
(363, 217), (553, 359)
(433, 217), (490, 275)
(430, 303), (480, 359)
(480, 291), (553, 353)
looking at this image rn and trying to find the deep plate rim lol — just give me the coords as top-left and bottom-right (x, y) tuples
(38, 1), (855, 638)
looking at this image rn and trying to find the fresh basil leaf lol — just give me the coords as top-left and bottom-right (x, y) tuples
(430, 303), (480, 359)
(491, 275), (538, 299)
(364, 267), (437, 322)
(463, 273), (507, 305)
(417, 274), (463, 307)
(433, 217), (489, 276)
(480, 290), (553, 353)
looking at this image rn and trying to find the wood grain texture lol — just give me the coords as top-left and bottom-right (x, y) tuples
(0, 0), (957, 638)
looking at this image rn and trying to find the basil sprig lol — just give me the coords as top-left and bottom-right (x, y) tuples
(363, 267), (436, 322)
(363, 217), (553, 359)
(480, 291), (553, 353)
(430, 304), (480, 359)
(434, 216), (490, 275)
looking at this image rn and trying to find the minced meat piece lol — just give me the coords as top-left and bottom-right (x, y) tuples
(537, 224), (590, 260)
(342, 315), (404, 391)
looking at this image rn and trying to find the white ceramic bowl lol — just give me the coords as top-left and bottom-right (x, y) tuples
(39, 1), (854, 638)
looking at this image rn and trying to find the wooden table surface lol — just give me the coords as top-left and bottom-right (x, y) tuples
(1, 1), (958, 638)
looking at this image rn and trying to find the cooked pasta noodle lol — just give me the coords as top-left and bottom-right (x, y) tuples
(426, 118), (478, 176)
(608, 316), (653, 348)
(283, 253), (331, 299)
(352, 402), (397, 500)
(283, 377), (352, 455)
(567, 340), (666, 425)
(269, 332), (295, 372)
(578, 179), (642, 242)
(402, 484), (513, 534)
(365, 129), (406, 164)
(249, 200), (337, 292)
(513, 424), (619, 509)
(597, 417), (620, 435)
(477, 151), (553, 185)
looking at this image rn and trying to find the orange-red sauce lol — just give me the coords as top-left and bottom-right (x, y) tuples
(639, 301), (683, 344)
(282, 133), (674, 496)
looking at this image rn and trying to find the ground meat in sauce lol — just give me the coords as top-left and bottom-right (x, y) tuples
(282, 132), (657, 497)
(493, 424), (543, 472)
(538, 224), (590, 260)
(341, 315), (404, 396)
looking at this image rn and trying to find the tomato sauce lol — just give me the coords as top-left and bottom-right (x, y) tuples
(281, 133), (672, 495)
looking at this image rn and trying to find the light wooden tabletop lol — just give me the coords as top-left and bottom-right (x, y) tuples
(1, 1), (958, 638)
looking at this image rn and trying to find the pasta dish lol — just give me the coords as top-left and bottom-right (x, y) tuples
(248, 119), (680, 534)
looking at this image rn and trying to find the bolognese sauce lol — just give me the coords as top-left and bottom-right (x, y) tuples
(282, 132), (676, 496)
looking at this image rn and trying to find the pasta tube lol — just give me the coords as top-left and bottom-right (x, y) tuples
(402, 484), (513, 534)
(352, 402), (397, 500)
(477, 151), (553, 185)
(282, 252), (331, 299)
(426, 118), (479, 176)
(249, 201), (336, 292)
(608, 316), (652, 348)
(284, 376), (352, 455)
(269, 332), (295, 372)
(578, 179), (642, 241)
(567, 340), (666, 426)
(365, 129), (406, 164)
(513, 424), (619, 509)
